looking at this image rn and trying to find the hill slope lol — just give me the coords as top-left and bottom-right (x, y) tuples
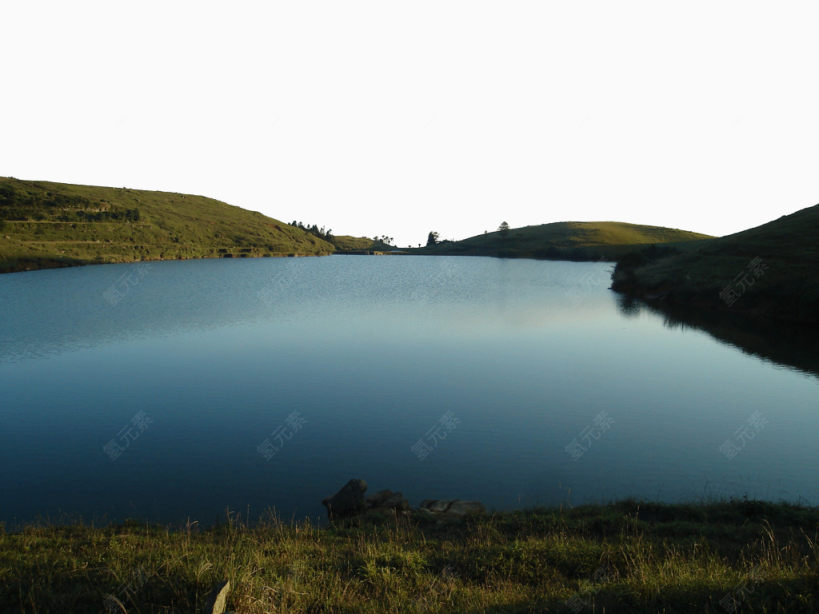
(612, 204), (819, 324)
(330, 235), (395, 253)
(416, 221), (711, 261)
(0, 178), (334, 273)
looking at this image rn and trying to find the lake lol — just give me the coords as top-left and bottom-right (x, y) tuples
(0, 256), (817, 527)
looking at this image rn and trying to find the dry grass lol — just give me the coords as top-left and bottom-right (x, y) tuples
(2, 499), (818, 613)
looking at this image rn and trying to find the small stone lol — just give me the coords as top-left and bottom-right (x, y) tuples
(446, 501), (486, 516)
(424, 499), (454, 513)
(366, 490), (393, 507)
(322, 478), (368, 519)
(366, 489), (410, 512)
(417, 499), (486, 516)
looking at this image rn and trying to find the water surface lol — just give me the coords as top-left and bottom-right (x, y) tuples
(0, 256), (816, 526)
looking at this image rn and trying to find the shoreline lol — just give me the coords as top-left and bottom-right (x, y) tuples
(609, 203), (819, 327)
(611, 265), (819, 328)
(3, 495), (818, 533)
(0, 251), (335, 275)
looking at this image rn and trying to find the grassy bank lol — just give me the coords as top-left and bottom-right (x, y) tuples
(414, 221), (711, 261)
(3, 500), (818, 613)
(0, 178), (335, 273)
(612, 204), (819, 325)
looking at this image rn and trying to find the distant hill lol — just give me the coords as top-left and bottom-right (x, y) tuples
(612, 204), (819, 324)
(0, 178), (334, 273)
(415, 221), (711, 261)
(330, 235), (394, 253)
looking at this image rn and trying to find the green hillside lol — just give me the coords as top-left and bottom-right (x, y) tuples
(330, 235), (394, 253)
(416, 221), (711, 261)
(0, 178), (334, 273)
(612, 204), (819, 324)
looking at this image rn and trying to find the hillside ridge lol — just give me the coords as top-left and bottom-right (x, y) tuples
(416, 220), (711, 261)
(0, 177), (334, 273)
(611, 203), (819, 324)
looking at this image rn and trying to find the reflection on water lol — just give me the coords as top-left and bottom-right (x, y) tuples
(0, 256), (817, 527)
(615, 295), (642, 318)
(617, 297), (819, 378)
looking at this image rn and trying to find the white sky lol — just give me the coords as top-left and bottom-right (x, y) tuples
(2, 1), (818, 247)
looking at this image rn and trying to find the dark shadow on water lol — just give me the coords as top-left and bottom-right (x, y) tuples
(615, 294), (642, 318)
(616, 295), (819, 378)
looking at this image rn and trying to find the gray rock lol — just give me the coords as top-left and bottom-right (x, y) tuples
(418, 499), (485, 516)
(421, 499), (454, 513)
(322, 478), (368, 519)
(446, 500), (486, 516)
(205, 580), (230, 614)
(366, 490), (393, 507)
(366, 489), (410, 512)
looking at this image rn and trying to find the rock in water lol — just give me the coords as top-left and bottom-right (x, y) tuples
(366, 489), (410, 512)
(447, 500), (486, 516)
(205, 580), (230, 614)
(418, 499), (486, 516)
(421, 499), (452, 513)
(322, 478), (368, 519)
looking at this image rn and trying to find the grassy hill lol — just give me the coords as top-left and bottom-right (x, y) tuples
(415, 221), (711, 261)
(612, 204), (819, 324)
(2, 500), (818, 613)
(330, 235), (395, 253)
(0, 178), (335, 273)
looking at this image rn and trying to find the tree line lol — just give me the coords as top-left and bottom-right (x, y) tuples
(290, 221), (333, 242)
(426, 222), (509, 246)
(289, 221), (396, 247)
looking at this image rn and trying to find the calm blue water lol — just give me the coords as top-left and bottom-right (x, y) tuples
(0, 256), (817, 526)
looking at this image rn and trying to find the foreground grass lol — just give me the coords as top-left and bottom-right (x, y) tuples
(414, 221), (711, 261)
(3, 500), (818, 613)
